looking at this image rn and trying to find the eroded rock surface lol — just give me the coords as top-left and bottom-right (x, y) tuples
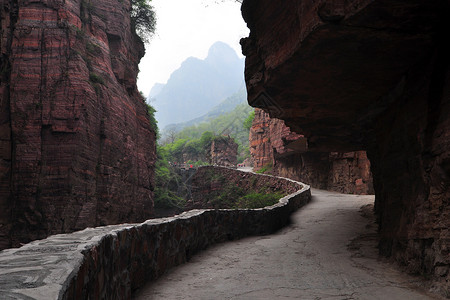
(0, 0), (156, 249)
(242, 0), (449, 294)
(250, 108), (373, 194)
(210, 136), (238, 167)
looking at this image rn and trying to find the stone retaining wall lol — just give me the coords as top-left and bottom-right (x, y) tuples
(0, 168), (310, 299)
(188, 166), (301, 209)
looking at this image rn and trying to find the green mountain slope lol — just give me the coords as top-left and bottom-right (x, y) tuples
(149, 41), (245, 129)
(161, 85), (247, 135)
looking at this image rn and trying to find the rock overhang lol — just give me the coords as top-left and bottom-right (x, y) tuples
(241, 0), (445, 152)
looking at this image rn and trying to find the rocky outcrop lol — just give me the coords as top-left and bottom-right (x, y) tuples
(250, 108), (373, 194)
(0, 0), (156, 249)
(241, 0), (449, 293)
(210, 136), (238, 167)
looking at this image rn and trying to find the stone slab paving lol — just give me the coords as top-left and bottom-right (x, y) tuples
(134, 189), (444, 300)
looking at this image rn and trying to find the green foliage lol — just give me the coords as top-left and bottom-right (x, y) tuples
(243, 109), (255, 131)
(237, 146), (250, 164)
(153, 146), (186, 209)
(192, 160), (209, 167)
(172, 103), (252, 144)
(89, 72), (104, 85)
(234, 192), (283, 209)
(200, 131), (215, 148)
(131, 0), (156, 43)
(200, 171), (285, 209)
(86, 42), (101, 55)
(144, 101), (159, 137)
(211, 184), (245, 208)
(256, 162), (273, 174)
(146, 101), (185, 210)
(160, 130), (217, 164)
(162, 103), (253, 162)
(164, 138), (188, 163)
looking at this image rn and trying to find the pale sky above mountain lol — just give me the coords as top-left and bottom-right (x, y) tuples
(137, 0), (249, 98)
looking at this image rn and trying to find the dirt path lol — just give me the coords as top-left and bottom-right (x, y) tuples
(134, 189), (442, 300)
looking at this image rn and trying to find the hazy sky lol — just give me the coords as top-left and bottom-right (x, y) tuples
(137, 0), (249, 97)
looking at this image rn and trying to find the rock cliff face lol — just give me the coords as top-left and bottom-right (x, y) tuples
(0, 0), (156, 249)
(250, 108), (373, 194)
(242, 0), (449, 293)
(210, 136), (238, 167)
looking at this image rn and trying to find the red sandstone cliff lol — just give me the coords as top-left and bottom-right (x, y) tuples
(0, 0), (156, 249)
(250, 108), (373, 195)
(242, 0), (449, 294)
(210, 136), (238, 167)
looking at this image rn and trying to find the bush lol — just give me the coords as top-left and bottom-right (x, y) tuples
(144, 101), (158, 137)
(256, 162), (273, 174)
(89, 72), (104, 85)
(131, 0), (156, 43)
(234, 192), (284, 209)
(153, 146), (186, 209)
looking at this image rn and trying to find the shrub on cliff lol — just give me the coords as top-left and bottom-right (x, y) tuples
(131, 0), (156, 42)
(144, 101), (158, 137)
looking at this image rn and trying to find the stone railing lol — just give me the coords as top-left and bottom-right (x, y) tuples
(0, 168), (310, 299)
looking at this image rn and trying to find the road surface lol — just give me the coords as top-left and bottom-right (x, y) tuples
(134, 189), (441, 299)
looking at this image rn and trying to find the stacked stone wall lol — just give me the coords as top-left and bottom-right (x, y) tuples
(0, 167), (310, 299)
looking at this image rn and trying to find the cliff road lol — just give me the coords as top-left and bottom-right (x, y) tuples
(134, 189), (441, 300)
(0, 0), (448, 298)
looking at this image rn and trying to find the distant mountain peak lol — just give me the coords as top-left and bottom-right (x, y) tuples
(206, 41), (239, 62)
(149, 83), (165, 98)
(149, 41), (245, 129)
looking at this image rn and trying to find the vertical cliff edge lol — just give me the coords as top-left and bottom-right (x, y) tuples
(241, 0), (449, 294)
(0, 0), (156, 249)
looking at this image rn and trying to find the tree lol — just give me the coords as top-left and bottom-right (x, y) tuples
(167, 128), (177, 144)
(131, 0), (156, 43)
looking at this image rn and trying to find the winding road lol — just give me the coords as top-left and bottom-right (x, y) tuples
(134, 189), (442, 300)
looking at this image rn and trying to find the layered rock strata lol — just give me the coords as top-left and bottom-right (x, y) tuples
(250, 108), (373, 194)
(210, 136), (238, 167)
(0, 0), (156, 249)
(241, 0), (449, 293)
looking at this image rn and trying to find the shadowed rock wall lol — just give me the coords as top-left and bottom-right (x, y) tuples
(0, 0), (156, 249)
(249, 108), (373, 194)
(241, 0), (449, 293)
(0, 167), (310, 299)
